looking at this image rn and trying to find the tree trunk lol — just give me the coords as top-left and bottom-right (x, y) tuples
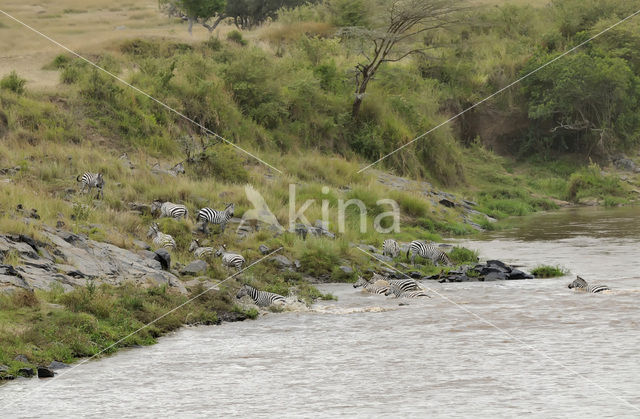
(351, 74), (372, 118)
(187, 17), (194, 35)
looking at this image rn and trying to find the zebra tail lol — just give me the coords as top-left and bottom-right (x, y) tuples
(76, 174), (82, 182)
(406, 248), (410, 259)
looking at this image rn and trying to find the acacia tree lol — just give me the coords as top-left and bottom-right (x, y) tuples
(343, 0), (465, 118)
(160, 0), (227, 34)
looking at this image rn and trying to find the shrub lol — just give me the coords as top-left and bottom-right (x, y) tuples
(187, 145), (249, 184)
(0, 71), (26, 94)
(448, 246), (479, 264)
(227, 30), (247, 46)
(531, 265), (567, 278)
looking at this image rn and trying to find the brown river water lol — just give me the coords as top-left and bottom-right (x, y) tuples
(2, 206), (639, 418)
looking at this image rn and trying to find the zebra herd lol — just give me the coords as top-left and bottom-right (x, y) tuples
(354, 274), (431, 299)
(383, 239), (452, 267)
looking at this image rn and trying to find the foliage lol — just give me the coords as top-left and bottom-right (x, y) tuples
(448, 246), (479, 265)
(0, 71), (27, 94)
(566, 163), (626, 202)
(531, 265), (568, 278)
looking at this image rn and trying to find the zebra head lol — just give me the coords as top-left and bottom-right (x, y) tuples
(96, 173), (105, 188)
(353, 276), (368, 288)
(151, 200), (163, 214)
(147, 223), (159, 238)
(236, 284), (251, 299)
(225, 203), (235, 216)
(171, 162), (185, 175)
(568, 276), (588, 289)
(189, 240), (199, 253)
(384, 283), (400, 297)
(215, 244), (227, 257)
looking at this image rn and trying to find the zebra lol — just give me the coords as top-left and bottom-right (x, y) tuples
(197, 203), (234, 233)
(353, 276), (389, 294)
(370, 273), (419, 292)
(151, 201), (188, 219)
(385, 283), (431, 298)
(236, 284), (285, 307)
(188, 239), (214, 259)
(382, 239), (400, 258)
(146, 223), (176, 250)
(215, 244), (245, 270)
(568, 276), (610, 293)
(76, 172), (104, 199)
(169, 162), (185, 176)
(407, 240), (452, 266)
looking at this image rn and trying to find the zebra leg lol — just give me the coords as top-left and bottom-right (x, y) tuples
(220, 222), (226, 233)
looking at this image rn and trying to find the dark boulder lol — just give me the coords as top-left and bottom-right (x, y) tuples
(439, 198), (456, 208)
(153, 249), (171, 271)
(37, 367), (55, 378)
(408, 271), (422, 279)
(484, 271), (508, 281)
(486, 260), (511, 272)
(48, 361), (70, 370)
(507, 269), (533, 280)
(18, 367), (34, 377)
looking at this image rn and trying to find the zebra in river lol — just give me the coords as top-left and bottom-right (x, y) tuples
(151, 201), (188, 219)
(385, 283), (431, 298)
(146, 223), (176, 250)
(370, 273), (419, 292)
(568, 276), (610, 293)
(407, 240), (452, 266)
(189, 239), (214, 259)
(236, 284), (286, 307)
(382, 239), (400, 258)
(215, 244), (245, 270)
(197, 203), (234, 233)
(353, 276), (389, 294)
(76, 172), (104, 199)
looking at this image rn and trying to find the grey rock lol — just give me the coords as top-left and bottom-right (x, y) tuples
(439, 198), (456, 208)
(271, 255), (292, 268)
(48, 361), (70, 370)
(258, 244), (270, 255)
(154, 249), (171, 271)
(293, 260), (301, 269)
(133, 240), (150, 250)
(37, 367), (55, 378)
(0, 364), (8, 373)
(338, 265), (353, 274)
(18, 367), (34, 377)
(14, 354), (28, 363)
(180, 260), (208, 276)
(484, 271), (508, 281)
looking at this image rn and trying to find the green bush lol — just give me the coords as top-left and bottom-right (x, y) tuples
(531, 265), (567, 278)
(448, 246), (479, 265)
(187, 145), (249, 184)
(566, 163), (625, 201)
(0, 71), (26, 94)
(227, 30), (247, 46)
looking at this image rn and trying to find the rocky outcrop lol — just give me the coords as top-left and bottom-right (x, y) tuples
(37, 366), (55, 378)
(0, 227), (186, 295)
(427, 260), (534, 283)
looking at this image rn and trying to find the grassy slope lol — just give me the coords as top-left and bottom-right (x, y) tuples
(0, 0), (639, 374)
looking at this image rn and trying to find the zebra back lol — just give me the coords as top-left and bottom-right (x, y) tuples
(408, 240), (451, 266)
(385, 283), (430, 298)
(237, 284), (285, 307)
(382, 239), (400, 257)
(568, 276), (610, 293)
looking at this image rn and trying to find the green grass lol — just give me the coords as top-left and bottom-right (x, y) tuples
(448, 246), (479, 265)
(531, 265), (568, 278)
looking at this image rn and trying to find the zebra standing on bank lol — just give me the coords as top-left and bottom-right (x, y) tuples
(215, 244), (245, 270)
(407, 240), (452, 266)
(76, 172), (105, 199)
(353, 276), (389, 295)
(152, 201), (188, 219)
(382, 239), (400, 258)
(188, 239), (214, 259)
(568, 276), (610, 293)
(385, 283), (431, 298)
(236, 284), (286, 307)
(197, 203), (235, 233)
(147, 223), (176, 250)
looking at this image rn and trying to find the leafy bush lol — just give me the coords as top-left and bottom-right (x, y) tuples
(531, 265), (567, 278)
(227, 30), (247, 46)
(448, 246), (479, 264)
(566, 163), (625, 201)
(0, 71), (26, 94)
(187, 145), (249, 184)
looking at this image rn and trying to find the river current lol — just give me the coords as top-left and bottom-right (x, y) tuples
(2, 207), (639, 418)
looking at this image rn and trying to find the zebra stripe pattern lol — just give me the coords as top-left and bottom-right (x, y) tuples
(146, 223), (176, 250)
(371, 273), (419, 292)
(215, 245), (245, 270)
(407, 240), (452, 266)
(385, 283), (431, 298)
(568, 276), (610, 293)
(353, 276), (389, 294)
(152, 201), (188, 219)
(76, 172), (104, 199)
(197, 203), (235, 233)
(236, 284), (285, 307)
(382, 239), (400, 258)
(189, 240), (214, 259)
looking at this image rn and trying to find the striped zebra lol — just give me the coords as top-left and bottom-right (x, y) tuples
(215, 244), (245, 270)
(146, 223), (176, 250)
(382, 239), (400, 258)
(188, 239), (214, 259)
(76, 172), (104, 199)
(197, 203), (235, 233)
(568, 276), (610, 293)
(151, 201), (188, 219)
(236, 284), (285, 307)
(407, 240), (452, 266)
(371, 273), (419, 292)
(385, 283), (431, 298)
(353, 276), (389, 294)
